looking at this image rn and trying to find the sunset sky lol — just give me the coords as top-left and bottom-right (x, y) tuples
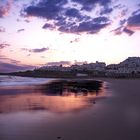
(0, 0), (140, 72)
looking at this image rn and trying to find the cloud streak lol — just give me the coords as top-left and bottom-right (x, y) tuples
(0, 61), (34, 73)
(46, 61), (71, 66)
(0, 55), (34, 72)
(111, 26), (134, 36)
(0, 43), (10, 49)
(22, 47), (49, 53)
(17, 28), (25, 33)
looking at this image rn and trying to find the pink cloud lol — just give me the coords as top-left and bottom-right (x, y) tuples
(0, 0), (12, 18)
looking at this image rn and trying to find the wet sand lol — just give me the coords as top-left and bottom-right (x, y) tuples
(0, 78), (140, 140)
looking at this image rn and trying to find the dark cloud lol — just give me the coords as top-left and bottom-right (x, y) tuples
(132, 9), (140, 16)
(24, 0), (111, 34)
(113, 4), (126, 9)
(42, 23), (54, 29)
(0, 61), (34, 73)
(111, 9), (140, 36)
(22, 47), (49, 53)
(120, 19), (126, 26)
(0, 26), (6, 32)
(76, 22), (109, 34)
(113, 4), (122, 9)
(113, 9), (140, 36)
(0, 43), (10, 49)
(127, 13), (140, 26)
(100, 7), (113, 15)
(111, 26), (134, 36)
(23, 0), (67, 19)
(123, 28), (134, 36)
(24, 6), (58, 19)
(111, 26), (123, 35)
(47, 61), (71, 66)
(17, 29), (25, 33)
(93, 16), (110, 23)
(31, 47), (49, 53)
(43, 16), (110, 34)
(65, 8), (81, 18)
(118, 10), (140, 35)
(72, 0), (112, 11)
(57, 22), (110, 34)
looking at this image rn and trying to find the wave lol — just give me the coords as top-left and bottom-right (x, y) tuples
(0, 75), (53, 86)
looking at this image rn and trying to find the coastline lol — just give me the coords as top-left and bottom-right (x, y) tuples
(1, 71), (140, 79)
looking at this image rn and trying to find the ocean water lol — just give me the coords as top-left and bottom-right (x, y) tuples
(0, 75), (53, 86)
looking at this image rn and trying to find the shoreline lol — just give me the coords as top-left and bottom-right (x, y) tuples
(1, 73), (140, 79)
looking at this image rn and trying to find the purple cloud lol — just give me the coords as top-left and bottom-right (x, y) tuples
(127, 13), (140, 27)
(111, 27), (123, 35)
(23, 0), (67, 19)
(31, 47), (49, 53)
(0, 26), (6, 32)
(132, 9), (140, 16)
(111, 26), (134, 36)
(0, 55), (21, 64)
(75, 22), (110, 34)
(47, 61), (71, 66)
(0, 1), (11, 18)
(0, 61), (34, 73)
(42, 23), (54, 29)
(22, 47), (49, 53)
(23, 0), (112, 34)
(17, 29), (25, 33)
(123, 28), (134, 36)
(0, 43), (10, 49)
(72, 0), (112, 11)
(100, 7), (113, 15)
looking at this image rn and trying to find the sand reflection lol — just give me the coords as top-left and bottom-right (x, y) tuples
(0, 80), (105, 113)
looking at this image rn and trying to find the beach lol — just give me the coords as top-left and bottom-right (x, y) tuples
(0, 76), (140, 140)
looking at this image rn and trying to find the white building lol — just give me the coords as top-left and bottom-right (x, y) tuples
(70, 61), (106, 71)
(106, 57), (140, 74)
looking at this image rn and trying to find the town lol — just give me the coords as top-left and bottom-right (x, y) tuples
(35, 57), (140, 78)
(3, 57), (140, 78)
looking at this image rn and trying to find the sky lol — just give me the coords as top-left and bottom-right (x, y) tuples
(0, 0), (140, 72)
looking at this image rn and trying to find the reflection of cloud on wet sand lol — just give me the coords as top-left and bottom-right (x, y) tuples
(0, 91), (105, 113)
(0, 80), (106, 113)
